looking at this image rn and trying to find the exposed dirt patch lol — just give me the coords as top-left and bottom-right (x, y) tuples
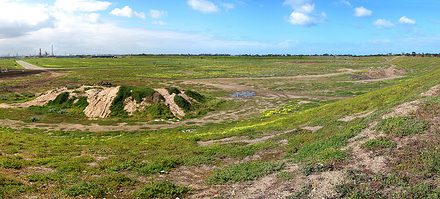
(301, 126), (323, 132)
(155, 88), (185, 118)
(18, 87), (69, 107)
(382, 100), (420, 119)
(309, 170), (346, 198)
(217, 163), (304, 199)
(338, 110), (375, 122)
(421, 84), (440, 97)
(84, 86), (120, 118)
(123, 96), (157, 116)
(360, 67), (405, 80)
(343, 122), (388, 174)
(197, 129), (296, 146)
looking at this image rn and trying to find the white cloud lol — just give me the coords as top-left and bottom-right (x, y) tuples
(110, 6), (145, 19)
(399, 16), (416, 24)
(289, 12), (312, 26)
(0, 0), (50, 38)
(187, 0), (219, 13)
(149, 9), (167, 19)
(0, 0), (278, 55)
(222, 3), (236, 11)
(354, 6), (372, 17)
(284, 0), (325, 26)
(374, 19), (394, 28)
(54, 0), (111, 13)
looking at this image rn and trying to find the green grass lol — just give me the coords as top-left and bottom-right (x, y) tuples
(47, 92), (70, 106)
(376, 117), (428, 137)
(0, 59), (20, 69)
(1, 56), (440, 197)
(207, 161), (284, 184)
(185, 90), (205, 102)
(110, 85), (156, 116)
(166, 87), (181, 95)
(174, 95), (191, 111)
(362, 137), (397, 150)
(0, 175), (30, 197)
(134, 181), (189, 198)
(64, 174), (135, 197)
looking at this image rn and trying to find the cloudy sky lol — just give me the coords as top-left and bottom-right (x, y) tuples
(0, 0), (439, 55)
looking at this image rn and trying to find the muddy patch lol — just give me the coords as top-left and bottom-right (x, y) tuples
(0, 69), (47, 78)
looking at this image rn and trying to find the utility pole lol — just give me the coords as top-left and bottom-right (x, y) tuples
(51, 45), (54, 56)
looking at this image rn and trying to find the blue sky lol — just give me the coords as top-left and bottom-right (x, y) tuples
(0, 0), (439, 55)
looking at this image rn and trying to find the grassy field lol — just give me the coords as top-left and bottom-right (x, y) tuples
(0, 59), (20, 69)
(1, 56), (439, 198)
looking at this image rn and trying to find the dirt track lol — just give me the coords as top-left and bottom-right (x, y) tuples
(16, 60), (48, 70)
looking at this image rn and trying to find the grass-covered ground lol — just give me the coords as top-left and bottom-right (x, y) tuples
(0, 56), (439, 198)
(0, 59), (20, 69)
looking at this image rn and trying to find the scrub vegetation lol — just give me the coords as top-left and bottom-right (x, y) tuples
(1, 55), (439, 198)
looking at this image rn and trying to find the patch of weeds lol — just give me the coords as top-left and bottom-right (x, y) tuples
(376, 117), (427, 137)
(111, 85), (155, 116)
(0, 156), (24, 169)
(137, 159), (180, 176)
(74, 96), (89, 109)
(277, 171), (294, 181)
(134, 181), (189, 198)
(174, 95), (191, 111)
(47, 92), (70, 106)
(185, 90), (205, 102)
(362, 137), (397, 150)
(207, 161), (284, 184)
(30, 116), (39, 122)
(289, 124), (363, 164)
(0, 175), (30, 197)
(166, 87), (181, 95)
(302, 163), (332, 176)
(64, 174), (135, 197)
(287, 184), (312, 199)
(142, 103), (174, 119)
(398, 183), (440, 198)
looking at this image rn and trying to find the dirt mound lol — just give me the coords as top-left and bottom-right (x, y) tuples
(19, 87), (69, 107)
(84, 86), (120, 118)
(1, 85), (205, 120)
(155, 88), (186, 118)
(359, 67), (405, 80)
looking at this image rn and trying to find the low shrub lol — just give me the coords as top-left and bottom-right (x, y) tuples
(376, 117), (427, 137)
(166, 87), (181, 95)
(134, 181), (189, 198)
(48, 92), (69, 106)
(185, 90), (205, 102)
(174, 95), (191, 111)
(208, 161), (284, 184)
(362, 137), (397, 150)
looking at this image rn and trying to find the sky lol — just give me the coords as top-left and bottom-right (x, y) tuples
(0, 0), (439, 55)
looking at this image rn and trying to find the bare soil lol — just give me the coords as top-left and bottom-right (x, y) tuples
(84, 86), (120, 118)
